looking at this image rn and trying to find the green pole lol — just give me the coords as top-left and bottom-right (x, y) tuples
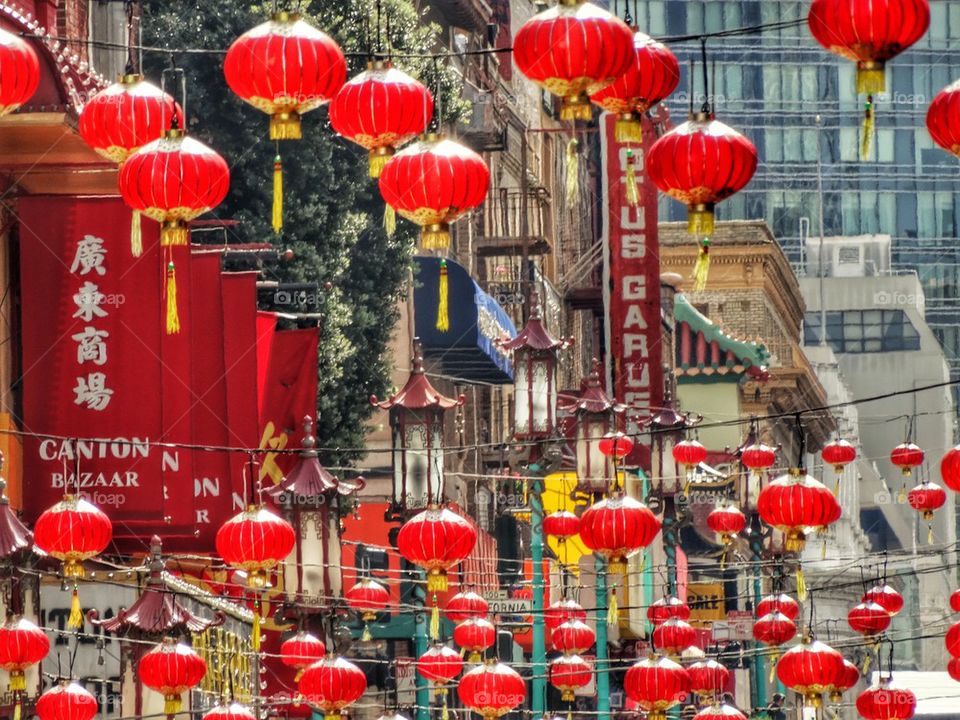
(752, 556), (768, 710)
(595, 556), (610, 720)
(415, 592), (430, 720)
(530, 472), (546, 716)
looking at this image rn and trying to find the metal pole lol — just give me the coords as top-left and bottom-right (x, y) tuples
(816, 114), (827, 346)
(751, 558), (768, 710)
(415, 597), (430, 720)
(530, 473), (546, 716)
(520, 129), (531, 322)
(595, 557), (610, 720)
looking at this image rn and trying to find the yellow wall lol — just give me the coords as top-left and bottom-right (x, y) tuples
(677, 382), (741, 452)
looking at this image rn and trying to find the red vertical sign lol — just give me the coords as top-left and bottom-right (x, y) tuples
(601, 112), (664, 472)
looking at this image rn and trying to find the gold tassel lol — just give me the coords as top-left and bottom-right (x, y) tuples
(9, 671), (24, 692)
(862, 653), (872, 674)
(252, 606), (261, 652)
(625, 150), (639, 208)
(361, 623), (373, 642)
(13, 701), (20, 720)
(928, 524), (935, 545)
(607, 588), (618, 625)
(384, 205), (396, 237)
(130, 210), (142, 257)
(615, 115), (642, 143)
(821, 539), (827, 561)
(68, 587), (83, 629)
(898, 483), (907, 504)
(165, 261), (181, 335)
(270, 111), (302, 140)
(835, 477), (841, 496)
(272, 154), (283, 235)
(441, 698), (449, 720)
(421, 224), (450, 250)
(369, 149), (392, 178)
(768, 655), (778, 684)
(164, 696), (181, 715)
(860, 95), (874, 161)
(565, 139), (579, 206)
(436, 260), (449, 333)
(430, 599), (440, 640)
(796, 567), (807, 602)
(161, 221), (188, 247)
(693, 239), (711, 292)
(856, 66), (886, 95)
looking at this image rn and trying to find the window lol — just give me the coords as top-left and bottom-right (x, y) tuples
(804, 310), (921, 353)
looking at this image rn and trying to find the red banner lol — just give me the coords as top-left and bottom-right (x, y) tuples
(601, 112), (664, 471)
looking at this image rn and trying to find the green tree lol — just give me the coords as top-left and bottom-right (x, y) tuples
(141, 0), (464, 463)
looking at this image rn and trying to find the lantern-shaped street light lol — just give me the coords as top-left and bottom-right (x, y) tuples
(371, 340), (465, 513)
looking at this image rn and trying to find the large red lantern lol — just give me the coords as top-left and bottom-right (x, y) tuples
(752, 612), (797, 647)
(545, 599), (587, 630)
(549, 655), (593, 701)
(138, 638), (207, 715)
(757, 470), (841, 552)
(945, 621), (960, 656)
(907, 481), (947, 521)
(0, 28), (39, 116)
(513, 1), (634, 120)
(379, 135), (489, 250)
(929, 84), (960, 159)
(36, 682), (98, 720)
(706, 502), (746, 544)
(329, 62), (433, 177)
(890, 443), (924, 475)
(776, 639), (845, 707)
(590, 31), (679, 141)
(417, 644), (464, 684)
(280, 632), (326, 679)
(623, 655), (690, 720)
(863, 584), (903, 616)
(215, 505), (296, 588)
(345, 578), (390, 621)
(856, 680), (917, 720)
(848, 602), (891, 637)
(598, 431), (634, 459)
(578, 493), (661, 573)
(951, 589), (960, 613)
(822, 439), (857, 473)
(395, 506), (477, 592)
(457, 660), (526, 720)
(543, 511), (580, 539)
(552, 619), (596, 655)
(224, 11), (346, 140)
(829, 659), (861, 703)
(741, 443), (777, 476)
(949, 657), (960, 681)
(757, 593), (800, 621)
(687, 659), (730, 699)
(34, 495), (113, 578)
(940, 446), (960, 492)
(445, 591), (489, 623)
(693, 705), (747, 720)
(648, 597), (691, 626)
(298, 656), (368, 720)
(652, 617), (697, 655)
(0, 617), (49, 691)
(453, 618), (496, 661)
(672, 439), (708, 471)
(203, 704), (255, 720)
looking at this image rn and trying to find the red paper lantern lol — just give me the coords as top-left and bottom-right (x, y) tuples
(776, 639), (845, 707)
(692, 705), (747, 720)
(545, 599), (587, 630)
(280, 632), (326, 677)
(549, 655), (593, 701)
(863, 584), (904, 616)
(0, 28), (39, 116)
(457, 660), (526, 720)
(890, 443), (924, 475)
(623, 655), (690, 720)
(687, 658), (731, 698)
(590, 30), (679, 141)
(34, 496), (113, 578)
(829, 660), (861, 703)
(949, 657), (960, 682)
(647, 115), (757, 237)
(945, 621), (960, 656)
(330, 62), (433, 177)
(940, 446), (960, 492)
(741, 443), (777, 475)
(855, 680), (917, 720)
(513, 1), (634, 120)
(672, 439), (708, 469)
(652, 617), (697, 655)
(598, 431), (634, 459)
(808, 0), (929, 95)
(757, 593), (800, 621)
(706, 502), (746, 544)
(445, 591), (489, 623)
(79, 76), (181, 164)
(36, 682), (98, 720)
(138, 638), (207, 715)
(951, 589), (960, 613)
(757, 470), (841, 552)
(298, 656), (367, 720)
(822, 439), (857, 473)
(0, 617), (49, 691)
(578, 492), (661, 573)
(417, 644), (464, 684)
(648, 596), (691, 626)
(345, 578), (390, 621)
(379, 136), (489, 250)
(929, 84), (960, 159)
(395, 506), (477, 592)
(907, 481), (947, 521)
(552, 619), (596, 655)
(848, 602), (892, 637)
(203, 704), (255, 720)
(224, 11), (346, 140)
(453, 618), (496, 660)
(543, 511), (580, 539)
(752, 612), (797, 647)
(215, 505), (296, 588)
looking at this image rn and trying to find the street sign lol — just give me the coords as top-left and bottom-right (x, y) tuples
(483, 591), (532, 615)
(726, 610), (754, 640)
(395, 656), (416, 705)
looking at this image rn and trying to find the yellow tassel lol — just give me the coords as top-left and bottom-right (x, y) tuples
(607, 589), (618, 625)
(796, 567), (807, 602)
(430, 599), (440, 640)
(565, 139), (579, 206)
(860, 96), (874, 161)
(441, 699), (449, 720)
(130, 210), (142, 257)
(821, 539), (827, 561)
(272, 154), (283, 235)
(856, 66), (886, 95)
(835, 477), (841, 496)
(161, 221), (188, 247)
(693, 239), (711, 292)
(427, 571), (448, 593)
(898, 484), (907, 504)
(768, 656), (778, 684)
(165, 262), (181, 335)
(361, 623), (373, 642)
(13, 701), (20, 720)
(862, 653), (872, 674)
(421, 224), (450, 250)
(270, 111), (302, 140)
(615, 115), (642, 143)
(928, 525), (935, 545)
(625, 150), (639, 208)
(68, 588), (83, 629)
(436, 260), (449, 333)
(252, 607), (261, 652)
(164, 696), (181, 715)
(369, 149), (392, 178)
(688, 207), (715, 236)
(9, 671), (25, 692)
(384, 205), (396, 237)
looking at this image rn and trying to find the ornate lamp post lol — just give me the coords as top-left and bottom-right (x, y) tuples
(564, 359), (626, 495)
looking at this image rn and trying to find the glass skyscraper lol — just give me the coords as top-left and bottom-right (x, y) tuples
(631, 0), (960, 376)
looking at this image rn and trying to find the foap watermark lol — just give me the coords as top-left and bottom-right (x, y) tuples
(873, 290), (919, 307)
(274, 289), (325, 307)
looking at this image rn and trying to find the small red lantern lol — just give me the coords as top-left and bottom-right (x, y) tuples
(578, 492), (661, 573)
(706, 502), (746, 544)
(848, 602), (892, 637)
(652, 617), (697, 656)
(776, 639), (845, 707)
(552, 619), (596, 655)
(216, 505), (295, 588)
(741, 443), (777, 476)
(692, 705), (747, 720)
(940, 446), (960, 492)
(929, 81), (960, 159)
(590, 31), (680, 141)
(672, 439), (708, 471)
(203, 704), (255, 720)
(345, 578), (390, 621)
(951, 589), (960, 613)
(0, 28), (39, 116)
(757, 470), (841, 552)
(822, 439), (857, 473)
(907, 481), (947, 521)
(543, 511), (580, 539)
(890, 443), (924, 475)
(138, 638), (207, 715)
(623, 655), (691, 720)
(829, 660), (861, 703)
(453, 618), (496, 662)
(648, 596), (691, 626)
(457, 660), (526, 720)
(757, 593), (800, 621)
(34, 496), (113, 578)
(752, 612), (797, 647)
(417, 644), (464, 684)
(280, 632), (326, 679)
(0, 617), (49, 691)
(224, 11), (346, 140)
(445, 591), (489, 623)
(36, 682), (98, 720)
(395, 506), (477, 592)
(379, 136), (490, 250)
(949, 657), (960, 682)
(549, 655), (593, 701)
(945, 621), (960, 656)
(298, 656), (368, 720)
(687, 658), (730, 699)
(513, 1), (634, 120)
(598, 431), (634, 459)
(330, 62), (433, 177)
(863, 584), (904, 616)
(855, 680), (917, 720)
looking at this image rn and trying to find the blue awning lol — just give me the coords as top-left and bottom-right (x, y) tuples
(414, 256), (516, 384)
